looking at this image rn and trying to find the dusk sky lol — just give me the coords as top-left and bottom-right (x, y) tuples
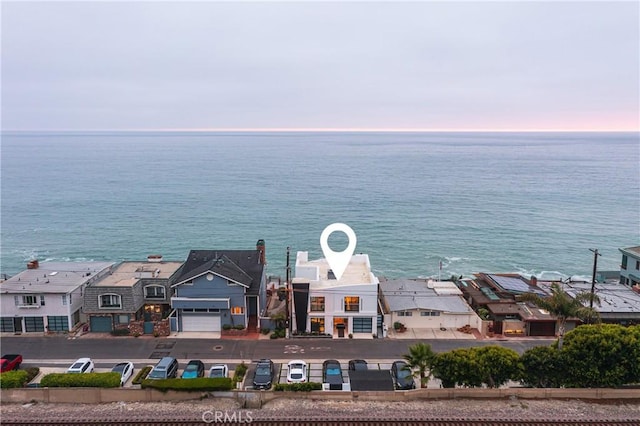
(2, 1), (638, 131)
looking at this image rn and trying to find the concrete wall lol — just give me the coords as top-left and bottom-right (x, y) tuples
(3, 387), (638, 405)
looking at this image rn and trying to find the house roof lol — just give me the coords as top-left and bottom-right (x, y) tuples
(380, 279), (473, 314)
(485, 302), (555, 321)
(1, 261), (114, 294)
(93, 261), (183, 287)
(620, 246), (640, 259)
(539, 281), (640, 314)
(172, 250), (264, 295)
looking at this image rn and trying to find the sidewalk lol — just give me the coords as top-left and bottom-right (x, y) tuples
(387, 327), (476, 340)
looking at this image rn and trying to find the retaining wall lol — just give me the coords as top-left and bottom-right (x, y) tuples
(2, 387), (639, 406)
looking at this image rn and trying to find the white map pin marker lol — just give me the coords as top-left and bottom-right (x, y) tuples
(320, 223), (357, 281)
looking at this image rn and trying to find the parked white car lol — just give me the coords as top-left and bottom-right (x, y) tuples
(111, 362), (134, 386)
(67, 357), (94, 374)
(287, 360), (307, 383)
(209, 364), (229, 378)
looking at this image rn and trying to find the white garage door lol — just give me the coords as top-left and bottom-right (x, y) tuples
(181, 314), (221, 332)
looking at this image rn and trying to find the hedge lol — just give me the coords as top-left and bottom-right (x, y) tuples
(132, 366), (152, 385)
(141, 377), (233, 392)
(233, 362), (248, 384)
(273, 382), (322, 392)
(1, 370), (28, 389)
(40, 372), (121, 388)
(1, 368), (40, 389)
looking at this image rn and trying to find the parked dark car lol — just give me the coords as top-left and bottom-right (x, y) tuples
(348, 359), (368, 371)
(252, 359), (274, 390)
(322, 359), (344, 390)
(181, 360), (205, 379)
(391, 360), (415, 390)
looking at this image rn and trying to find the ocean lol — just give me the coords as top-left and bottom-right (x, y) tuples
(1, 131), (638, 280)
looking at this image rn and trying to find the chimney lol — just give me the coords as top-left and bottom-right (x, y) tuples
(27, 260), (39, 269)
(256, 239), (266, 264)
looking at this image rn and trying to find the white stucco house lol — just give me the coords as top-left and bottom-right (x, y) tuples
(379, 279), (482, 331)
(291, 252), (379, 338)
(0, 260), (113, 333)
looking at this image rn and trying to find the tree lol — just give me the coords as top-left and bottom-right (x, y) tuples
(402, 342), (436, 388)
(520, 346), (564, 388)
(474, 346), (523, 388)
(560, 324), (640, 388)
(431, 348), (482, 388)
(519, 282), (600, 349)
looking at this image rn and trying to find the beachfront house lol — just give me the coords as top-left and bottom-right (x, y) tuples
(459, 273), (572, 337)
(291, 251), (380, 338)
(169, 241), (267, 333)
(379, 279), (482, 332)
(82, 256), (182, 334)
(0, 260), (113, 334)
(619, 246), (640, 287)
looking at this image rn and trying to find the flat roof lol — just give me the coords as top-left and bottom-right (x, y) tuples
(93, 261), (182, 287)
(294, 252), (377, 287)
(1, 261), (114, 294)
(380, 279), (473, 314)
(539, 281), (640, 313)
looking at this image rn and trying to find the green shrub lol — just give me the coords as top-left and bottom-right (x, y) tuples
(233, 362), (248, 384)
(40, 372), (121, 388)
(110, 328), (130, 336)
(141, 377), (233, 393)
(273, 382), (322, 392)
(132, 366), (152, 385)
(1, 370), (29, 388)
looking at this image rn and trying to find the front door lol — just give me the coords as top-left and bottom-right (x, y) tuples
(334, 317), (348, 337)
(13, 317), (22, 333)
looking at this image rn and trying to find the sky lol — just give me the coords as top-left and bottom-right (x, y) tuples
(1, 1), (639, 132)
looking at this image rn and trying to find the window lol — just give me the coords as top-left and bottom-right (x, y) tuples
(47, 316), (69, 331)
(344, 296), (360, 312)
(99, 294), (122, 309)
(22, 295), (38, 306)
(231, 306), (244, 315)
(310, 296), (325, 312)
(397, 311), (413, 317)
(352, 317), (373, 333)
(145, 285), (166, 300)
(420, 310), (440, 316)
(622, 255), (628, 270)
(62, 295), (67, 306)
(310, 317), (325, 333)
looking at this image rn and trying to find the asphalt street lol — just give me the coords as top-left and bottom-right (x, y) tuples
(1, 335), (554, 368)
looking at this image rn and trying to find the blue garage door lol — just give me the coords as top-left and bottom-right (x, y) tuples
(90, 316), (113, 332)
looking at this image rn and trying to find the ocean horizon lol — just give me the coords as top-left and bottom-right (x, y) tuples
(1, 131), (638, 281)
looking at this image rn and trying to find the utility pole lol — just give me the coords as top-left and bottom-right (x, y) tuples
(285, 247), (291, 338)
(588, 248), (601, 324)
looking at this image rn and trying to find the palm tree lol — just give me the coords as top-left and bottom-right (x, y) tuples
(403, 342), (436, 388)
(519, 282), (600, 349)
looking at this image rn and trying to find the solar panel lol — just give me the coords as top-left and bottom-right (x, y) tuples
(489, 275), (546, 295)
